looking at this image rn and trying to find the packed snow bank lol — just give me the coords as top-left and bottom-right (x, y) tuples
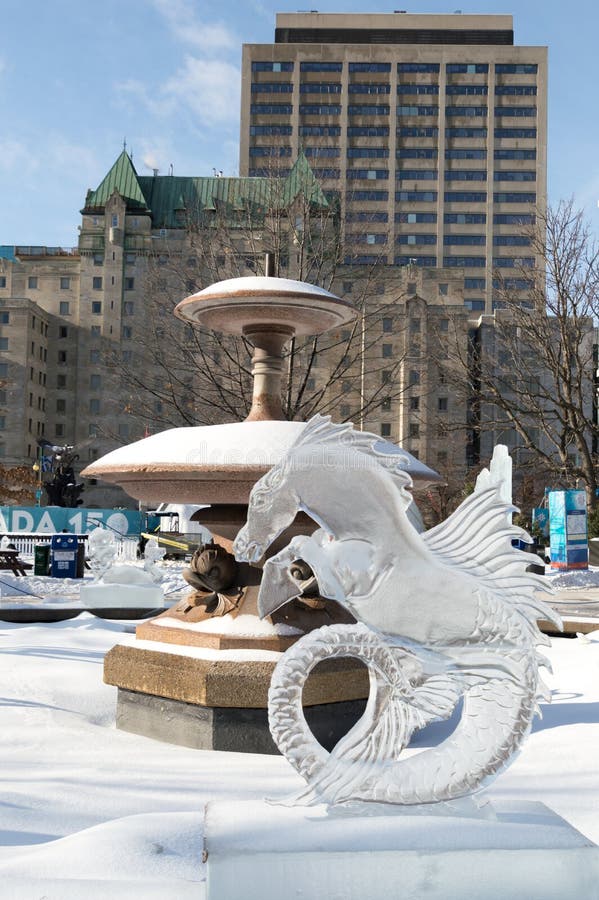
(0, 614), (597, 895)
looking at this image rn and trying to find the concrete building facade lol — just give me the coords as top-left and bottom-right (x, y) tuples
(240, 12), (547, 314)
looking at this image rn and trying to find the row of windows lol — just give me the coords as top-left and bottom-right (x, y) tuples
(342, 189), (535, 205)
(396, 212), (437, 223)
(347, 168), (389, 179)
(251, 133), (535, 153)
(347, 233), (388, 244)
(248, 146), (292, 156)
(299, 82), (342, 93)
(395, 235), (532, 247)
(346, 211), (389, 222)
(252, 103), (538, 125)
(23, 276), (73, 290)
(347, 147), (389, 158)
(251, 82), (294, 93)
(249, 124), (293, 136)
(246, 146), (536, 174)
(304, 146), (341, 157)
(251, 61), (537, 75)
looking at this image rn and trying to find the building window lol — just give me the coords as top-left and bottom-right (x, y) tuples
(445, 213), (486, 225)
(0, 338), (7, 350)
(122, 326), (132, 340)
(380, 423), (392, 437)
(56, 399), (66, 413)
(340, 404), (351, 418)
(398, 62), (439, 72)
(60, 277), (70, 289)
(91, 301), (102, 314)
(409, 423), (420, 438)
(0, 363), (8, 377)
(55, 424), (65, 438)
(58, 326), (68, 339)
(446, 63), (488, 73)
(382, 317), (393, 333)
(444, 235), (486, 246)
(437, 450), (448, 464)
(124, 277), (135, 291)
(409, 370), (420, 386)
(111, 214), (119, 227)
(92, 277), (103, 290)
(438, 397), (448, 412)
(382, 370), (391, 384)
(253, 61), (294, 72)
(90, 349), (100, 363)
(382, 343), (393, 358)
(118, 423), (130, 439)
(0, 312), (8, 324)
(91, 325), (101, 336)
(0, 277), (6, 288)
(93, 253), (103, 266)
(89, 423), (99, 437)
(409, 396), (420, 411)
(59, 301), (70, 316)
(410, 318), (421, 333)
(90, 374), (101, 390)
(28, 276), (38, 289)
(89, 399), (100, 414)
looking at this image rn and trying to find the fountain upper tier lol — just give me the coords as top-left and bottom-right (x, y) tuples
(174, 276), (357, 337)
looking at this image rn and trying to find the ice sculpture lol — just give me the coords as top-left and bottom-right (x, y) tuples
(234, 414), (561, 805)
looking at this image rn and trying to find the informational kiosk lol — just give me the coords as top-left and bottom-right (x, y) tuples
(548, 489), (588, 570)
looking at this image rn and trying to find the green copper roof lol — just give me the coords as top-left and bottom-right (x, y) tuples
(281, 150), (328, 207)
(136, 175), (274, 228)
(83, 152), (329, 227)
(83, 150), (148, 212)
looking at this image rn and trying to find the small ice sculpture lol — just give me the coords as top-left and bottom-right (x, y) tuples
(234, 414), (561, 806)
(87, 527), (118, 581)
(81, 529), (165, 610)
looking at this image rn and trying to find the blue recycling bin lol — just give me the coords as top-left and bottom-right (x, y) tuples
(50, 534), (80, 578)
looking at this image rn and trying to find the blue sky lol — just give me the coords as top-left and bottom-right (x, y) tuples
(1, 0), (598, 245)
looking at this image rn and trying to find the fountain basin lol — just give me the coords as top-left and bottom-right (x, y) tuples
(82, 420), (441, 504)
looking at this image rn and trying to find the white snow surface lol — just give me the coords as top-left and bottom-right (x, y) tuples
(192, 274), (341, 299)
(84, 418), (440, 480)
(0, 567), (597, 896)
(154, 613), (303, 636)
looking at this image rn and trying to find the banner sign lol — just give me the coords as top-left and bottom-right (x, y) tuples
(0, 507), (152, 537)
(548, 490), (588, 570)
(532, 507), (549, 538)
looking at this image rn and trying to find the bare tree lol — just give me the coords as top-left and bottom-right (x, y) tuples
(451, 200), (599, 507)
(107, 164), (414, 435)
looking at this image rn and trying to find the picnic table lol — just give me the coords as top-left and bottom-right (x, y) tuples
(0, 548), (33, 577)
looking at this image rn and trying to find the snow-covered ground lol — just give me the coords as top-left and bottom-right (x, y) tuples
(0, 565), (597, 897)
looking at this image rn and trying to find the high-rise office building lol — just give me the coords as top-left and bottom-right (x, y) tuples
(240, 12), (547, 313)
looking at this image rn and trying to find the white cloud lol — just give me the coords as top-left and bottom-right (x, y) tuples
(163, 56), (240, 125)
(0, 139), (38, 173)
(117, 55), (240, 129)
(151, 0), (237, 54)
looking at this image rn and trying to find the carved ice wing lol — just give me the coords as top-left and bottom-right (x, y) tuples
(423, 484), (559, 629)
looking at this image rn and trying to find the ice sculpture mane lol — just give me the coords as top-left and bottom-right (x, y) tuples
(234, 414), (561, 805)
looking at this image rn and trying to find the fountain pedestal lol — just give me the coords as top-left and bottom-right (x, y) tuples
(85, 275), (440, 751)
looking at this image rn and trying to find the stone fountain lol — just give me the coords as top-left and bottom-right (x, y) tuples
(83, 271), (441, 752)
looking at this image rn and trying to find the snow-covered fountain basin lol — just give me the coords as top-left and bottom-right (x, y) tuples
(83, 419), (440, 505)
